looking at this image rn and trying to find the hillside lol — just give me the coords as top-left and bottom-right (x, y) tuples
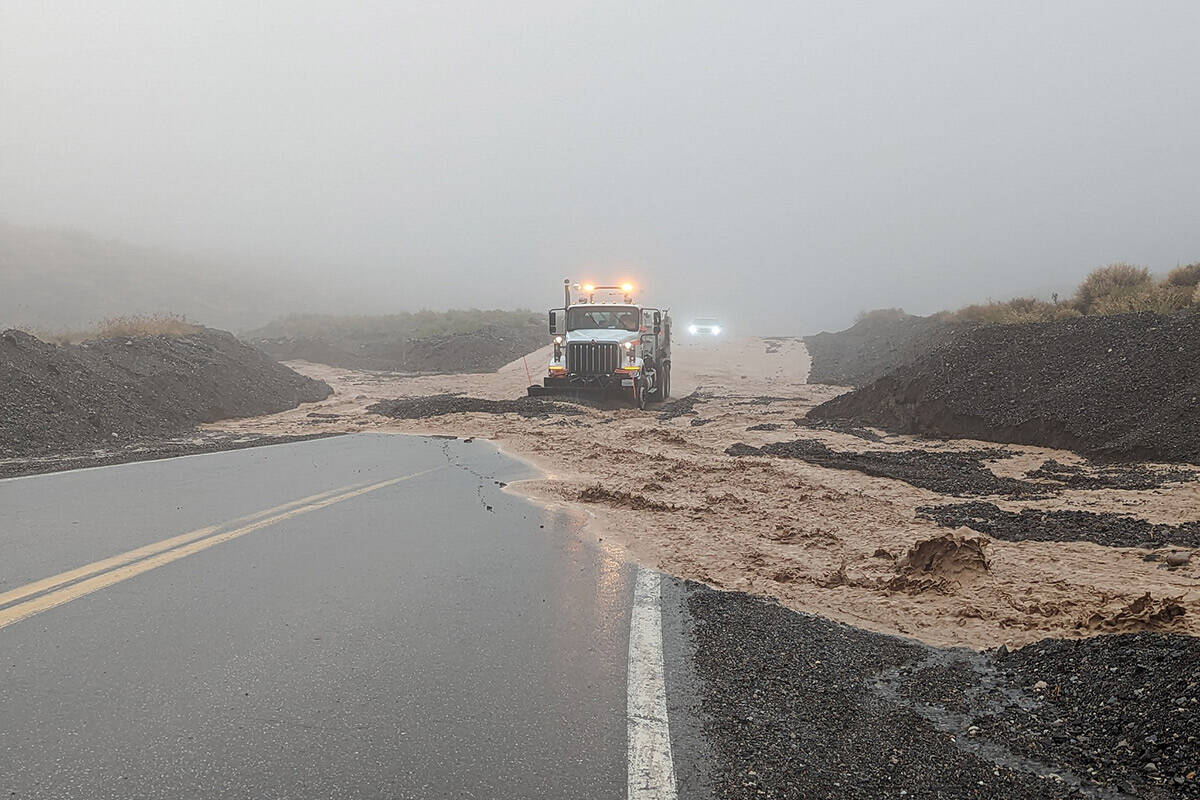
(0, 221), (305, 331)
(246, 311), (547, 373)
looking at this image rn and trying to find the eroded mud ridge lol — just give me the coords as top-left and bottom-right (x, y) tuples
(810, 310), (1200, 463)
(920, 502), (1200, 550)
(578, 485), (676, 511)
(725, 439), (1047, 497)
(368, 394), (585, 419)
(0, 328), (331, 459)
(687, 583), (1198, 799)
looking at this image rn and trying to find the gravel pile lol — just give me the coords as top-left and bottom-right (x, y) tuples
(804, 311), (963, 386)
(919, 501), (1200, 549)
(368, 394), (584, 419)
(898, 633), (1200, 799)
(725, 439), (1048, 497)
(685, 584), (1091, 798)
(809, 311), (1200, 464)
(983, 634), (1199, 796)
(1, 328), (331, 458)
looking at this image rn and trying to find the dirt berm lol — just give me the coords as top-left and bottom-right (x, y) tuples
(803, 310), (963, 387)
(1, 328), (331, 458)
(810, 310), (1200, 463)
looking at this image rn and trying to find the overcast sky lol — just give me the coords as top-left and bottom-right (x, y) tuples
(3, 1), (1199, 332)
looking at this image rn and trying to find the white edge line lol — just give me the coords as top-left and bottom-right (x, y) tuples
(627, 567), (678, 800)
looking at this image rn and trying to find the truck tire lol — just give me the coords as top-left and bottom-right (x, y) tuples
(636, 380), (648, 410)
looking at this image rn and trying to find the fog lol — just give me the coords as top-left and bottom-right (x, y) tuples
(3, 1), (1199, 333)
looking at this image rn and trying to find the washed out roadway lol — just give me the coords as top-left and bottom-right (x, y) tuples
(0, 434), (651, 799)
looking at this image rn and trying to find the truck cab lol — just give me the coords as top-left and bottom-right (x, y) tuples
(528, 281), (671, 409)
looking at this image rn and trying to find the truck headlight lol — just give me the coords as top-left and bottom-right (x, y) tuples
(688, 325), (698, 334)
(712, 326), (721, 335)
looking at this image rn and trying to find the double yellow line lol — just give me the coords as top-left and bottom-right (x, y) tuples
(0, 467), (441, 631)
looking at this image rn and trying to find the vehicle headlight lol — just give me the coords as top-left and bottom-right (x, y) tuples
(712, 326), (721, 335)
(688, 325), (698, 334)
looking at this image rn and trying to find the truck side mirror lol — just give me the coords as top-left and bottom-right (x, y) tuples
(653, 311), (661, 333)
(549, 309), (565, 335)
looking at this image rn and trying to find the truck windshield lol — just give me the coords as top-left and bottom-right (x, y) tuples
(567, 306), (640, 331)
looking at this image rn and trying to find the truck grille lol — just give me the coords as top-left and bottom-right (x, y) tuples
(567, 342), (620, 375)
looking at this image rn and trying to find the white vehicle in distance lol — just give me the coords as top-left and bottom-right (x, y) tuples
(688, 317), (723, 336)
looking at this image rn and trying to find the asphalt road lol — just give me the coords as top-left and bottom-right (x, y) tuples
(0, 433), (661, 799)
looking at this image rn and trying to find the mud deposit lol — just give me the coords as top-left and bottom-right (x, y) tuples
(578, 485), (676, 511)
(810, 311), (1200, 464)
(211, 337), (1200, 647)
(920, 501), (1200, 550)
(368, 394), (584, 419)
(1, 328), (331, 459)
(726, 439), (1045, 497)
(685, 583), (1163, 799)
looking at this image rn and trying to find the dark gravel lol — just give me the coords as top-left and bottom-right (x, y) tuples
(1, 328), (331, 459)
(658, 390), (706, 420)
(897, 634), (1200, 799)
(804, 311), (964, 386)
(1025, 459), (1196, 491)
(809, 311), (1200, 464)
(794, 416), (888, 442)
(918, 501), (1200, 549)
(368, 394), (585, 419)
(725, 439), (1050, 497)
(685, 583), (1100, 798)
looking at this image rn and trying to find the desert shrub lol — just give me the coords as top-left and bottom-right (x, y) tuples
(1088, 284), (1194, 316)
(948, 297), (1080, 325)
(1166, 263), (1200, 288)
(1072, 263), (1153, 312)
(37, 314), (202, 344)
(1194, 283), (1200, 305)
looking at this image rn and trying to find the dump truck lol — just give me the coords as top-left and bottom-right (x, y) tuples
(527, 280), (671, 409)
